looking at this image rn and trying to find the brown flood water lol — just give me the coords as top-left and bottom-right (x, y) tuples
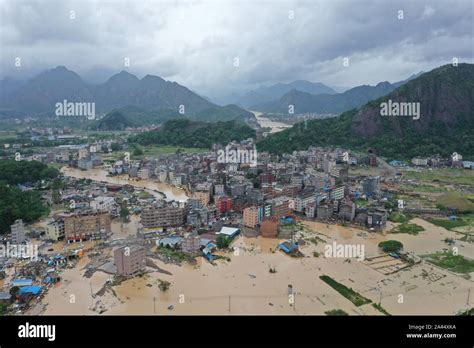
(61, 167), (188, 202)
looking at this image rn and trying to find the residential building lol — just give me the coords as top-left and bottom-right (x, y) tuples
(294, 192), (315, 213)
(45, 219), (65, 241)
(63, 211), (111, 242)
(338, 199), (356, 221)
(182, 235), (201, 254)
(194, 190), (210, 207)
(114, 245), (146, 277)
(140, 205), (187, 228)
(260, 218), (279, 238)
(216, 196), (233, 214)
(243, 206), (259, 228)
(11, 219), (26, 244)
(362, 177), (380, 197)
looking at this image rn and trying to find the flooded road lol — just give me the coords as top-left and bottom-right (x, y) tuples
(61, 167), (188, 202)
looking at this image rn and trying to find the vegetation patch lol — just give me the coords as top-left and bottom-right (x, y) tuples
(156, 246), (189, 263)
(429, 218), (469, 231)
(372, 303), (390, 316)
(325, 309), (348, 316)
(388, 211), (413, 224)
(422, 252), (474, 274)
(158, 280), (171, 292)
(390, 223), (424, 235)
(436, 191), (474, 213)
(319, 275), (372, 307)
(378, 240), (403, 253)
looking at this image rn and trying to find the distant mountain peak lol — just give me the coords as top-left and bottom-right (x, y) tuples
(106, 70), (139, 82)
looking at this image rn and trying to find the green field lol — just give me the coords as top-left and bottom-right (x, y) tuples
(388, 211), (413, 223)
(429, 218), (469, 231)
(400, 184), (448, 193)
(403, 168), (474, 186)
(436, 191), (474, 213)
(390, 223), (425, 235)
(422, 252), (474, 274)
(319, 275), (372, 307)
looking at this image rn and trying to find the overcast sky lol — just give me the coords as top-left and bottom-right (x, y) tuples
(0, 0), (472, 99)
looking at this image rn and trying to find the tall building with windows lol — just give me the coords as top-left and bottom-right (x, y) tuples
(114, 245), (146, 277)
(11, 219), (26, 244)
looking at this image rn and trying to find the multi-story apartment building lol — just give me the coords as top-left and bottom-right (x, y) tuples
(11, 219), (26, 244)
(194, 190), (210, 207)
(362, 176), (380, 197)
(45, 219), (65, 241)
(140, 205), (187, 228)
(114, 245), (146, 277)
(90, 196), (115, 213)
(243, 206), (260, 228)
(260, 218), (279, 238)
(330, 186), (345, 201)
(294, 191), (316, 213)
(338, 199), (356, 221)
(63, 211), (111, 242)
(182, 235), (201, 254)
(216, 196), (233, 214)
(266, 196), (291, 217)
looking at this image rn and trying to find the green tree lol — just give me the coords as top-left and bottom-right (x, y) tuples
(216, 235), (231, 249)
(378, 240), (403, 253)
(111, 143), (121, 152)
(119, 205), (130, 222)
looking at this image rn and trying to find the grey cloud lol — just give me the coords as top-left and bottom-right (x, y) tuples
(0, 0), (472, 99)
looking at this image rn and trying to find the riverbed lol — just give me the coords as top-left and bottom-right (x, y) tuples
(253, 111), (292, 134)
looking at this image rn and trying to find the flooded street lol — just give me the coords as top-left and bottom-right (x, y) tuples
(61, 167), (188, 202)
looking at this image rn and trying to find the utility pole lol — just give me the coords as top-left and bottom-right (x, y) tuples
(90, 283), (94, 307)
(153, 297), (156, 315)
(467, 288), (471, 307)
(228, 295), (231, 314)
(294, 291), (296, 311)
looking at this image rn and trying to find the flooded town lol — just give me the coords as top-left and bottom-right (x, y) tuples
(1, 127), (473, 317)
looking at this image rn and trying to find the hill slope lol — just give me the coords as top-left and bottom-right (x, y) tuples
(0, 66), (253, 123)
(257, 64), (474, 160)
(252, 81), (396, 114)
(129, 119), (256, 148)
(236, 80), (336, 108)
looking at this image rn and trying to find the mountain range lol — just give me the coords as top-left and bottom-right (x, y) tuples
(257, 64), (474, 160)
(0, 66), (254, 123)
(251, 72), (424, 115)
(235, 80), (337, 109)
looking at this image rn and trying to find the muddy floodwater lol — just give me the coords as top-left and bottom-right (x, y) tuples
(61, 167), (188, 202)
(253, 111), (291, 134)
(32, 219), (474, 315)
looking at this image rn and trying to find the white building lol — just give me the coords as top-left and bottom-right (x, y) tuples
(452, 152), (463, 162)
(46, 219), (65, 241)
(91, 196), (116, 213)
(11, 219), (26, 244)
